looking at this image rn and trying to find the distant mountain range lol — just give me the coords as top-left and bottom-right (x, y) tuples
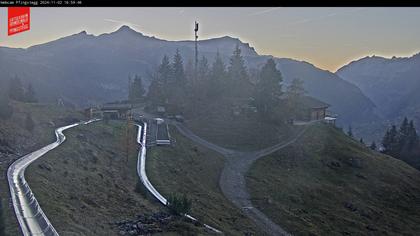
(337, 53), (420, 130)
(0, 25), (377, 125)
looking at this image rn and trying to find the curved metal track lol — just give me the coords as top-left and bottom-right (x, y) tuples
(134, 122), (222, 234)
(7, 119), (99, 236)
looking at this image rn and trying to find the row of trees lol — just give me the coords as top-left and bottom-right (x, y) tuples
(128, 74), (146, 102)
(147, 45), (307, 122)
(381, 117), (419, 159)
(346, 118), (419, 156)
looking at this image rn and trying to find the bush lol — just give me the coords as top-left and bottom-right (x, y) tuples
(167, 193), (192, 216)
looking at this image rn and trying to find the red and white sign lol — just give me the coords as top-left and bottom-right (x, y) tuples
(8, 7), (30, 36)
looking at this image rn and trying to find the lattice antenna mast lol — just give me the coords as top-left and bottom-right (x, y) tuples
(194, 21), (199, 82)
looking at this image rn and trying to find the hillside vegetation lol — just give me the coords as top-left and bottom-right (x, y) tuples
(0, 101), (84, 236)
(247, 123), (420, 235)
(147, 126), (261, 235)
(26, 121), (211, 235)
(185, 104), (296, 151)
(26, 121), (157, 235)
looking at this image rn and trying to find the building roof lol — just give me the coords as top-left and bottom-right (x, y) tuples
(101, 103), (132, 111)
(299, 96), (330, 109)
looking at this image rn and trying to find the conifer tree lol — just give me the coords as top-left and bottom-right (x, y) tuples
(370, 141), (377, 150)
(407, 120), (419, 150)
(228, 44), (248, 81)
(148, 55), (172, 105)
(208, 51), (226, 97)
(158, 55), (172, 84)
(170, 49), (187, 107)
(129, 75), (145, 101)
(286, 78), (306, 120)
(347, 125), (353, 138)
(254, 58), (283, 117)
(172, 49), (185, 84)
(382, 125), (399, 156)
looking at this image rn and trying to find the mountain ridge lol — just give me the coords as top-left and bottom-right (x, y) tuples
(0, 25), (376, 125)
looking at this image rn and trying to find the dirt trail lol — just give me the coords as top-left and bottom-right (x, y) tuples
(174, 122), (309, 236)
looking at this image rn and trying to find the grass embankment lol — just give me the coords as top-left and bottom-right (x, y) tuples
(185, 105), (296, 151)
(147, 126), (261, 235)
(26, 121), (161, 235)
(246, 123), (420, 235)
(0, 101), (84, 236)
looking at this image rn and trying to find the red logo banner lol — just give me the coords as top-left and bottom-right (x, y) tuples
(8, 7), (30, 36)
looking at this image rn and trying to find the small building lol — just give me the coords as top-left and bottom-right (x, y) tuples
(84, 103), (132, 120)
(292, 96), (330, 124)
(101, 104), (132, 120)
(301, 96), (329, 121)
(84, 107), (102, 119)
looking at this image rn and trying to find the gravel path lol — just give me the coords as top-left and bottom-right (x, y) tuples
(174, 122), (310, 236)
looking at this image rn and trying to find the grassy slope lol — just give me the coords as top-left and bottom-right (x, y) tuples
(246, 123), (420, 235)
(185, 102), (296, 151)
(147, 126), (261, 235)
(26, 121), (161, 235)
(0, 102), (84, 236)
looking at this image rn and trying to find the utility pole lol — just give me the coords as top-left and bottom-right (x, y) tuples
(194, 21), (199, 83)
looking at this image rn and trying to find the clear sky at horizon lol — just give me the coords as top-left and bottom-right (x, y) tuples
(1, 7), (420, 72)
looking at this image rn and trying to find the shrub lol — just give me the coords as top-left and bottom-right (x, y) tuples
(167, 193), (192, 216)
(135, 180), (147, 197)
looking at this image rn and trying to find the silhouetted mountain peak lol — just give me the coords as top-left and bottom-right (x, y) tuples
(113, 25), (143, 35)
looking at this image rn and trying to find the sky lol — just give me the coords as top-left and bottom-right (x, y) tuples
(1, 7), (420, 72)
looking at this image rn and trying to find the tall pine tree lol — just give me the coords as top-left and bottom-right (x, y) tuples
(148, 55), (172, 105)
(228, 44), (248, 81)
(227, 44), (250, 98)
(254, 58), (283, 118)
(286, 78), (306, 120)
(208, 51), (227, 97)
(382, 125), (399, 156)
(370, 141), (377, 150)
(129, 75), (145, 102)
(408, 120), (419, 149)
(347, 125), (353, 138)
(172, 49), (185, 84)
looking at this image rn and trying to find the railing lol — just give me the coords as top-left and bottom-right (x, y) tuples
(134, 122), (222, 234)
(7, 119), (100, 236)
